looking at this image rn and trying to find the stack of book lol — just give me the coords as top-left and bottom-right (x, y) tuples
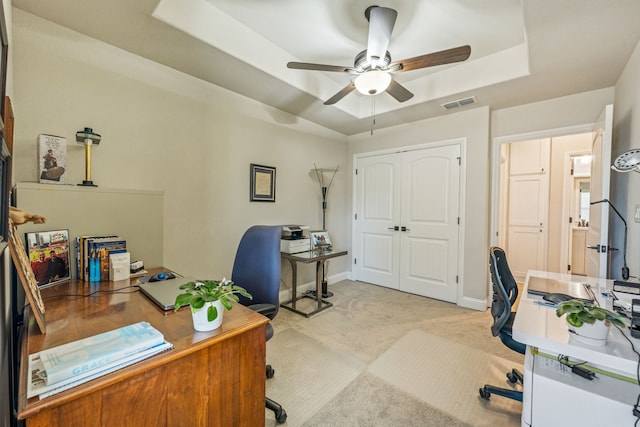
(28, 321), (172, 399)
(75, 235), (127, 281)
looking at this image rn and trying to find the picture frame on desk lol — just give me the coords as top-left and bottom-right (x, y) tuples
(250, 163), (276, 202)
(25, 229), (70, 288)
(309, 230), (332, 251)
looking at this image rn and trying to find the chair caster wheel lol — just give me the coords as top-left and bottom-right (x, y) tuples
(266, 366), (275, 379)
(276, 408), (287, 424)
(479, 387), (491, 400)
(507, 368), (523, 384)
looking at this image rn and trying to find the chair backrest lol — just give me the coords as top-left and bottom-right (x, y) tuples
(231, 225), (282, 319)
(488, 246), (519, 337)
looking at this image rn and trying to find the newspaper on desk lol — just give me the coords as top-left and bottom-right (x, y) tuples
(28, 341), (173, 399)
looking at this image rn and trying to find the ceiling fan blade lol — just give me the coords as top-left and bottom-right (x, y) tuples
(287, 62), (353, 73)
(324, 82), (356, 105)
(392, 45), (471, 72)
(386, 79), (414, 103)
(366, 6), (397, 65)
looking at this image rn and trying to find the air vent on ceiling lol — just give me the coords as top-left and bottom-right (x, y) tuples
(441, 96), (477, 110)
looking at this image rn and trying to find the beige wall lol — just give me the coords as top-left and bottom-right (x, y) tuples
(491, 88), (614, 138)
(613, 39), (640, 279)
(11, 9), (349, 288)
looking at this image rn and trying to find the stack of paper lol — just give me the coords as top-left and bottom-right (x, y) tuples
(28, 321), (172, 399)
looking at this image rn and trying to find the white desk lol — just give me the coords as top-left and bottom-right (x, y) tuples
(513, 270), (639, 426)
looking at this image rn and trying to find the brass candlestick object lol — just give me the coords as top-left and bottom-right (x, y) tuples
(76, 127), (101, 187)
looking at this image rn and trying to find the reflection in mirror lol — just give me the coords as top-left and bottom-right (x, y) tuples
(578, 180), (590, 222)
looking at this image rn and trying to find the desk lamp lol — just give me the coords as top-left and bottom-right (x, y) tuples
(611, 148), (640, 173)
(312, 164), (339, 297)
(76, 127), (101, 187)
(590, 199), (629, 280)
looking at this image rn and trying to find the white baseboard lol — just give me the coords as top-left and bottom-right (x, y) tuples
(458, 296), (488, 311)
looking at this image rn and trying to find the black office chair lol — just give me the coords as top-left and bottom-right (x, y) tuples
(232, 225), (287, 424)
(479, 246), (526, 402)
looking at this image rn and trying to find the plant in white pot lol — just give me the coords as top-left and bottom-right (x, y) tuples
(555, 299), (626, 346)
(174, 278), (252, 332)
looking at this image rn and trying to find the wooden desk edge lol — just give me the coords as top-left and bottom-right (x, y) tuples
(17, 305), (268, 420)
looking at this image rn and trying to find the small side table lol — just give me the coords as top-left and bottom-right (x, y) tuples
(280, 249), (348, 317)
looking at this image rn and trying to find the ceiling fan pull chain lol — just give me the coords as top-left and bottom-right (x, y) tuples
(371, 97), (376, 135)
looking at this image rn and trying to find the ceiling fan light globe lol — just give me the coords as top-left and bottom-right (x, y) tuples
(354, 70), (392, 96)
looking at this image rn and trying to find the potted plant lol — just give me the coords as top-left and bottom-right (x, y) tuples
(555, 299), (626, 346)
(174, 278), (252, 332)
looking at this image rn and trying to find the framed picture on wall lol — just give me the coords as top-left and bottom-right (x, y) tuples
(25, 229), (71, 288)
(250, 163), (276, 202)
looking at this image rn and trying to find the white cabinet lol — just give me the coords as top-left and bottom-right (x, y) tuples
(571, 227), (588, 275)
(504, 138), (550, 281)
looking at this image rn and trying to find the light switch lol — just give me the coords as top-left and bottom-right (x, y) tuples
(635, 205), (640, 223)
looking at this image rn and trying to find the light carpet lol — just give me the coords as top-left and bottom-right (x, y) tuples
(265, 328), (366, 426)
(368, 330), (522, 427)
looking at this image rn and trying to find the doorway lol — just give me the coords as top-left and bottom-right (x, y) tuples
(491, 127), (595, 282)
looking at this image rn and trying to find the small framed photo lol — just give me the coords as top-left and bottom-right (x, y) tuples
(309, 230), (332, 250)
(25, 229), (71, 288)
(250, 163), (276, 202)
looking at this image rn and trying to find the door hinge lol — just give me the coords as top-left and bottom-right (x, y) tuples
(569, 216), (572, 223)
(355, 213), (358, 220)
(355, 168), (358, 175)
(456, 275), (459, 283)
(568, 265), (571, 271)
(457, 156), (461, 166)
(457, 217), (460, 225)
(354, 258), (357, 265)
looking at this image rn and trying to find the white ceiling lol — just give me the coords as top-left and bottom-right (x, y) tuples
(12, 0), (640, 135)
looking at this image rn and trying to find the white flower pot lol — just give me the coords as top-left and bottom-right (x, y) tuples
(191, 300), (224, 332)
(569, 319), (610, 346)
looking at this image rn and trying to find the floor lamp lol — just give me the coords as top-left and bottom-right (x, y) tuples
(312, 164), (339, 298)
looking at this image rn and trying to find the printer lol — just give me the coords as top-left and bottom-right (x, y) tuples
(281, 225), (310, 253)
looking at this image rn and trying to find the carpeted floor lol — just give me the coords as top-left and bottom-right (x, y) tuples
(265, 280), (524, 426)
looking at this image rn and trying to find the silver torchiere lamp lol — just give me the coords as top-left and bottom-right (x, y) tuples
(312, 164), (339, 298)
(76, 127), (101, 187)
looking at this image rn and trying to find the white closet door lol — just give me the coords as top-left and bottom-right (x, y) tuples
(506, 139), (550, 281)
(354, 153), (401, 289)
(354, 144), (461, 302)
(399, 145), (460, 302)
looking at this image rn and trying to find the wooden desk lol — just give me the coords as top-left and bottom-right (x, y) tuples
(280, 249), (348, 317)
(17, 270), (268, 427)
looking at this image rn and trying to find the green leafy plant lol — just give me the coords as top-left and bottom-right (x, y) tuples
(174, 278), (252, 322)
(555, 299), (625, 328)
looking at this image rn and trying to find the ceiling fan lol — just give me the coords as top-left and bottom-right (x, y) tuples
(287, 5), (471, 105)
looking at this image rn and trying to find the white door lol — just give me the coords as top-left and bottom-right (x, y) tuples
(586, 104), (613, 278)
(354, 144), (461, 302)
(505, 139), (550, 281)
(354, 153), (401, 289)
(399, 146), (460, 301)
